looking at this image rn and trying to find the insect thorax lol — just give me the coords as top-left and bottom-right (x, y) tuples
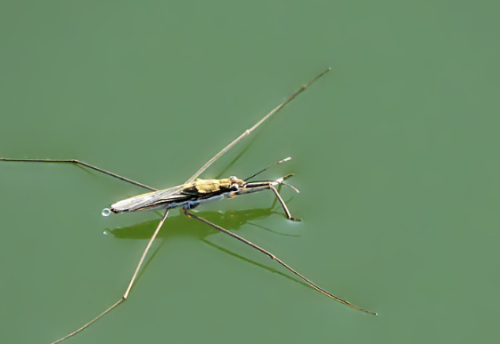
(181, 177), (243, 195)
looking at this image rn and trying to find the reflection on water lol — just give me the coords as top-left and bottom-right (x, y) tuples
(105, 205), (309, 291)
(105, 206), (299, 240)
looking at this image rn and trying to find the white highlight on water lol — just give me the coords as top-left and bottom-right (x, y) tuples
(102, 208), (111, 217)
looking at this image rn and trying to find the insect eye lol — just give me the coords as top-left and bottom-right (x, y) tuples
(230, 184), (239, 191)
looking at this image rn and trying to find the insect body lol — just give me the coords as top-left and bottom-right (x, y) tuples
(1, 68), (376, 344)
(107, 172), (295, 215)
(107, 176), (246, 214)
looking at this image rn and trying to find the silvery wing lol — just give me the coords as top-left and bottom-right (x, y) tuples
(109, 185), (189, 214)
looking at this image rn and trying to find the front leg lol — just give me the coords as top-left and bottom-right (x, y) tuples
(269, 185), (301, 221)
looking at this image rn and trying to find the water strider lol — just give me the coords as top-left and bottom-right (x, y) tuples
(1, 68), (376, 343)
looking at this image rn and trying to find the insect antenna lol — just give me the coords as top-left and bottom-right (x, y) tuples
(244, 157), (292, 181)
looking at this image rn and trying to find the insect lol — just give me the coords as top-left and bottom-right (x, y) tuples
(1, 68), (376, 343)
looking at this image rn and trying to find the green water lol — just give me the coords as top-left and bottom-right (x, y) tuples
(1, 1), (500, 343)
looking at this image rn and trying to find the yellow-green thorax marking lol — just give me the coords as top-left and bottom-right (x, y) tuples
(181, 177), (244, 195)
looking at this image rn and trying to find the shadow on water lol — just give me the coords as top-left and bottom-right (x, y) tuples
(105, 205), (311, 292)
(107, 207), (299, 240)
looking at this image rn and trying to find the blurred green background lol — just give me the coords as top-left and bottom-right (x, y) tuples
(1, 1), (500, 343)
